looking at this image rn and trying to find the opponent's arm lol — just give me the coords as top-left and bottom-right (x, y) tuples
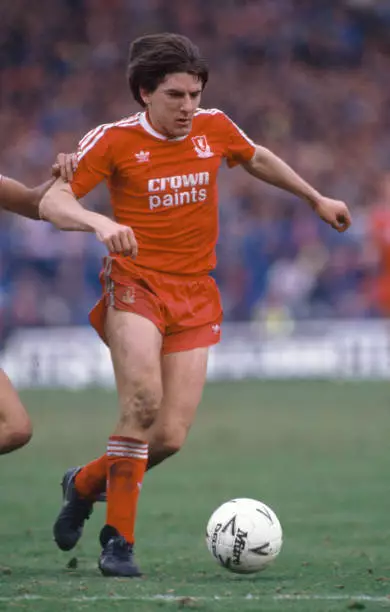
(242, 146), (352, 232)
(39, 178), (138, 257)
(0, 176), (54, 219)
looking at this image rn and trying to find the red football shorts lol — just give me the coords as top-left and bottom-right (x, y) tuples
(89, 258), (223, 354)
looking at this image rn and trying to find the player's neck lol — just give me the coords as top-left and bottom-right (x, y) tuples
(145, 111), (182, 141)
(145, 111), (169, 138)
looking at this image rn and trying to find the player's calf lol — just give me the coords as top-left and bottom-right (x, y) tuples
(70, 427), (186, 503)
(77, 417), (193, 504)
(147, 426), (187, 469)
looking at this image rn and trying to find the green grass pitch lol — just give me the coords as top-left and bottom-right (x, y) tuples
(1, 380), (390, 611)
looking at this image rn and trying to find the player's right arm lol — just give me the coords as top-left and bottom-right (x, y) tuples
(40, 179), (137, 257)
(39, 127), (138, 257)
(0, 175), (54, 219)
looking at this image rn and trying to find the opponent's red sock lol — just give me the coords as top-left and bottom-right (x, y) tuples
(75, 455), (107, 499)
(106, 436), (148, 544)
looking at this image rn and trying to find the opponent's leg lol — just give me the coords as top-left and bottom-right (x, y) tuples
(0, 369), (32, 455)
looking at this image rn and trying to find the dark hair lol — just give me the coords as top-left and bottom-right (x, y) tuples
(128, 33), (209, 107)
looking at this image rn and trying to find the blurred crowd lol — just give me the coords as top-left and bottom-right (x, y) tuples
(1, 0), (390, 342)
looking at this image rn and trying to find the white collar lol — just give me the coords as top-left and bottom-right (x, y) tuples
(139, 112), (189, 142)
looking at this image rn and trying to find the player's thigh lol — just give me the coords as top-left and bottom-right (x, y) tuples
(0, 369), (31, 431)
(105, 308), (164, 426)
(156, 347), (209, 439)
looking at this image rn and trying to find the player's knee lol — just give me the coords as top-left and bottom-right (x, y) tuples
(0, 418), (32, 454)
(8, 425), (32, 451)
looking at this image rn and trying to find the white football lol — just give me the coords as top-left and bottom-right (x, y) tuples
(206, 498), (283, 574)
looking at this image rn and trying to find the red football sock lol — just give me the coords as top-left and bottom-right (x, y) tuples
(106, 436), (148, 544)
(75, 455), (107, 499)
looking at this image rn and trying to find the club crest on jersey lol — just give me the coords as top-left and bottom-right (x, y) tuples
(192, 135), (213, 159)
(135, 150), (150, 163)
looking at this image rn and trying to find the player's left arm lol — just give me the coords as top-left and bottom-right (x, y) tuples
(0, 175), (55, 220)
(242, 146), (352, 232)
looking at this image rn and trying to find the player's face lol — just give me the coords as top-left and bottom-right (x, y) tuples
(142, 72), (203, 138)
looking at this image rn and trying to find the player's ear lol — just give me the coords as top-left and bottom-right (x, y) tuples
(139, 88), (151, 107)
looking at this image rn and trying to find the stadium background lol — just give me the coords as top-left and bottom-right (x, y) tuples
(1, 3), (390, 611)
(2, 0), (390, 339)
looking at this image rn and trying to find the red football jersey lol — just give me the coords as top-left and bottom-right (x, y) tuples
(71, 108), (256, 276)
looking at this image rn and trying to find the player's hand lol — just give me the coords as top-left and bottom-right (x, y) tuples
(94, 218), (138, 259)
(51, 152), (78, 182)
(312, 196), (352, 233)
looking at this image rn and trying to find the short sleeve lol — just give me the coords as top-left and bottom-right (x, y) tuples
(71, 126), (113, 198)
(219, 113), (256, 168)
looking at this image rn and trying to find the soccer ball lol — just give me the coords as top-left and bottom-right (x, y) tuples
(205, 498), (283, 574)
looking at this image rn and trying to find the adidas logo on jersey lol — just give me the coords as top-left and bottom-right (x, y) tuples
(192, 135), (214, 159)
(135, 150), (150, 163)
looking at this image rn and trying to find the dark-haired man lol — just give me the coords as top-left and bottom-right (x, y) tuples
(41, 33), (352, 577)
